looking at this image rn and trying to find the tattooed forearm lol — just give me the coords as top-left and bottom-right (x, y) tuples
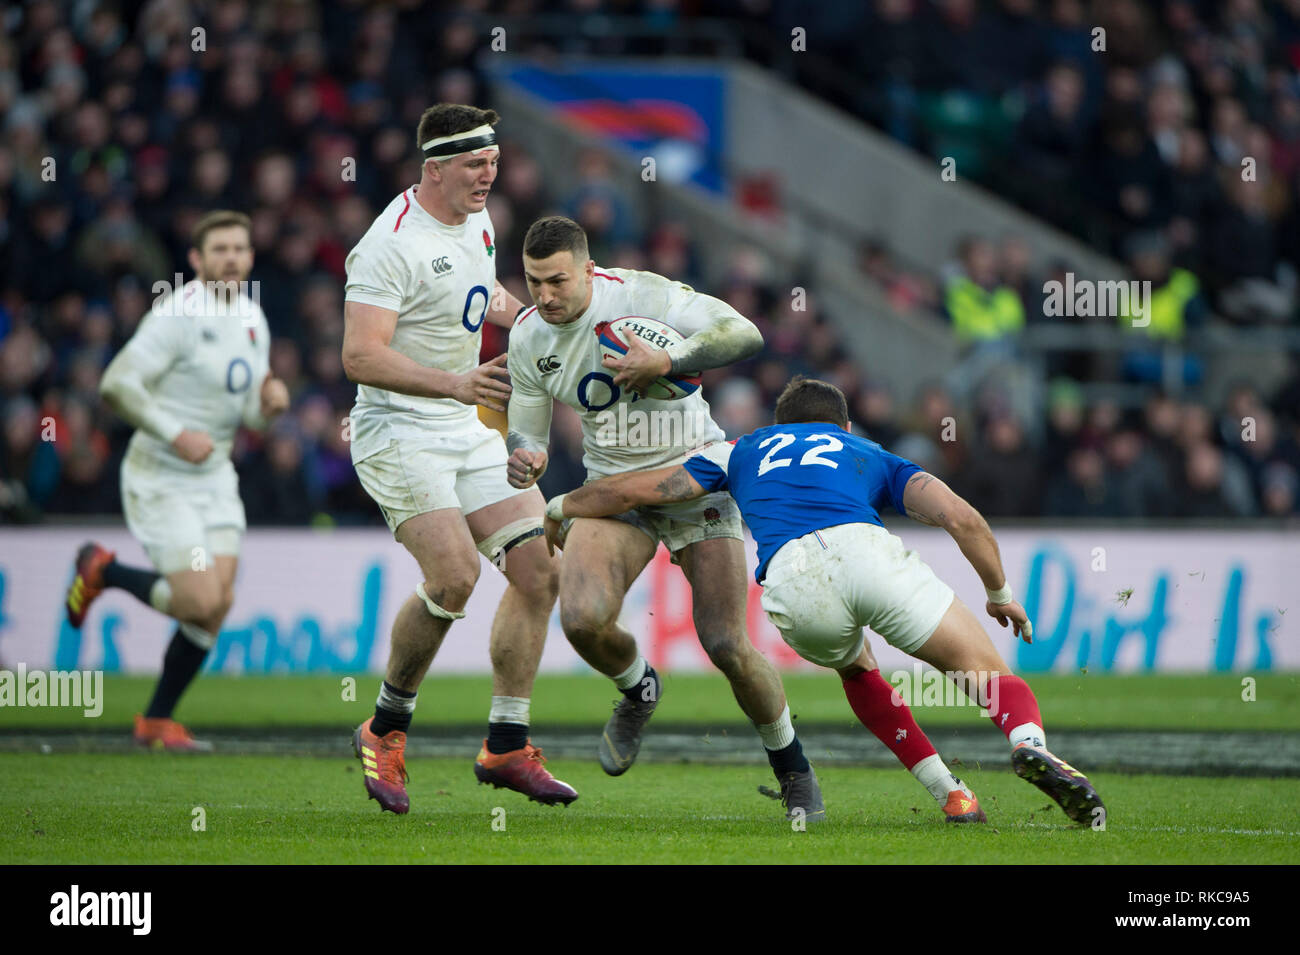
(666, 314), (763, 374)
(905, 507), (945, 527)
(652, 467), (697, 502)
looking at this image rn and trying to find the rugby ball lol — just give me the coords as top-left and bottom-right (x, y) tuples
(595, 316), (702, 401)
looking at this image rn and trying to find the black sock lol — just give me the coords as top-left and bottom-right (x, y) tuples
(620, 664), (662, 704)
(144, 627), (209, 719)
(371, 681), (415, 736)
(767, 737), (810, 776)
(486, 722), (529, 754)
(103, 560), (162, 606)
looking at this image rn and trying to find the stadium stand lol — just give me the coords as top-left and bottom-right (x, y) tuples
(1, 0), (1297, 525)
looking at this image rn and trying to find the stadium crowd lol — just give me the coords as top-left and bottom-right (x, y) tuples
(1, 0), (1298, 525)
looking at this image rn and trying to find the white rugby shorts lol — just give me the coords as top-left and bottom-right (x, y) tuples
(121, 453), (245, 574)
(759, 522), (955, 668)
(353, 420), (527, 534)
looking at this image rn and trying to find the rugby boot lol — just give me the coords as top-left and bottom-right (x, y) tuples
(133, 714), (213, 752)
(353, 717), (410, 814)
(66, 542), (114, 629)
(942, 783), (988, 823)
(778, 765), (827, 824)
(474, 741), (579, 806)
(1012, 741), (1105, 826)
(598, 692), (660, 776)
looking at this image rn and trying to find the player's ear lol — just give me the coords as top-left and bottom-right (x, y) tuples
(187, 246), (202, 278)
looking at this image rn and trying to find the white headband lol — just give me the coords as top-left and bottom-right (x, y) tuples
(421, 123), (499, 159)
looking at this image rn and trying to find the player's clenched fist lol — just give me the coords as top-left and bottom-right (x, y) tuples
(171, 429), (214, 465)
(260, 374), (290, 418)
(452, 352), (511, 412)
(507, 447), (547, 488)
(986, 599), (1034, 644)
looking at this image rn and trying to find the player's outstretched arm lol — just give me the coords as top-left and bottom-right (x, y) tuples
(542, 465), (707, 553)
(342, 301), (511, 410)
(902, 472), (1033, 642)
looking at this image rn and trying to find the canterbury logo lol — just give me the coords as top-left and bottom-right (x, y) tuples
(430, 256), (452, 274)
(536, 355), (561, 375)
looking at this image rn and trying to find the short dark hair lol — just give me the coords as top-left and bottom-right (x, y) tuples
(416, 104), (500, 155)
(774, 376), (849, 428)
(523, 216), (589, 262)
(191, 210), (251, 252)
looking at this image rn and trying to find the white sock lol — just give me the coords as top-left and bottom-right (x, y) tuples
(149, 578), (172, 613)
(178, 621), (215, 651)
(377, 682), (417, 715)
(489, 695), (530, 725)
(1008, 721), (1046, 750)
(911, 753), (964, 804)
(612, 656), (648, 691)
(756, 704), (796, 751)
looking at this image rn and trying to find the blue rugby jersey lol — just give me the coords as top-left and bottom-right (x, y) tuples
(683, 423), (921, 582)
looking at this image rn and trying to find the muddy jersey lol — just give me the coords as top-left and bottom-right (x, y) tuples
(507, 267), (732, 479)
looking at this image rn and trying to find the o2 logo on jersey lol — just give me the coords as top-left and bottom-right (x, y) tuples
(225, 357), (253, 394)
(577, 372), (620, 412)
(757, 432), (843, 475)
(462, 285), (489, 332)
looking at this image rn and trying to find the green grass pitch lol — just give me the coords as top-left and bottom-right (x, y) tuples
(5, 671), (1298, 731)
(2, 755), (1297, 864)
(2, 673), (1297, 864)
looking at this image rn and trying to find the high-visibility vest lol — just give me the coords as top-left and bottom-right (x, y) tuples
(1121, 268), (1199, 341)
(946, 278), (1026, 342)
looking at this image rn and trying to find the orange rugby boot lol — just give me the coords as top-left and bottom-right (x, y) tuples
(353, 717), (410, 814)
(474, 740), (579, 806)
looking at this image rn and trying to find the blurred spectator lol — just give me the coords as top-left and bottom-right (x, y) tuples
(1045, 446), (1123, 517)
(857, 237), (940, 313)
(944, 236), (1026, 343)
(1259, 462), (1298, 517)
(958, 414), (1043, 517)
(239, 419), (318, 526)
(1105, 426), (1171, 517)
(0, 395), (59, 520)
(1178, 442), (1245, 518)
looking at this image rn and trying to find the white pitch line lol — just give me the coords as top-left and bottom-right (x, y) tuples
(1021, 822), (1300, 837)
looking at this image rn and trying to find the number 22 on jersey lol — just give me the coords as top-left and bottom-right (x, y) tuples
(757, 432), (843, 476)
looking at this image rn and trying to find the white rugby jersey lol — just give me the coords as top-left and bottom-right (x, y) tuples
(100, 279), (271, 476)
(508, 267), (730, 479)
(344, 186), (497, 461)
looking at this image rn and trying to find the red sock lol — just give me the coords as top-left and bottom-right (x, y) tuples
(986, 674), (1044, 741)
(842, 669), (937, 770)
